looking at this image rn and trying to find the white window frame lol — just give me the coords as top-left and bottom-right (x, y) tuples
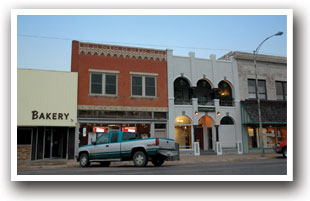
(89, 69), (119, 96)
(130, 72), (157, 98)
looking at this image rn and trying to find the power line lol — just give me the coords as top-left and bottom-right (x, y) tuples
(17, 34), (253, 53)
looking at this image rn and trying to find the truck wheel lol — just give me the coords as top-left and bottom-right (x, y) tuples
(133, 151), (148, 167)
(282, 147), (287, 158)
(151, 158), (165, 166)
(80, 153), (90, 167)
(100, 161), (111, 167)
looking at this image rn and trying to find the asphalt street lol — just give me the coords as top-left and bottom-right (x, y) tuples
(18, 158), (287, 175)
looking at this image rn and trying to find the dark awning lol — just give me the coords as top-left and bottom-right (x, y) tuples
(241, 100), (287, 124)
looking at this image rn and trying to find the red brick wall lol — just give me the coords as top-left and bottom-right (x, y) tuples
(71, 41), (168, 108)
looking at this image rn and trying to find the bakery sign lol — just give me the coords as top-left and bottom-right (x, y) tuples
(31, 110), (70, 120)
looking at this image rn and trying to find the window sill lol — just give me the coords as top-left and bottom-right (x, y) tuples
(89, 94), (119, 98)
(130, 96), (157, 99)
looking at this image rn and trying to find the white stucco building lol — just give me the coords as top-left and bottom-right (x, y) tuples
(167, 50), (243, 154)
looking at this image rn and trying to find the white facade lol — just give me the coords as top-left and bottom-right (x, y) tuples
(167, 50), (243, 154)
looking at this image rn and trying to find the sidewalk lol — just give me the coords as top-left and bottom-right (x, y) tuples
(17, 153), (281, 170)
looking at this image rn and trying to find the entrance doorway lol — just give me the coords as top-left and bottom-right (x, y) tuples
(197, 115), (215, 151)
(194, 127), (204, 150)
(44, 128), (67, 159)
(207, 127), (213, 150)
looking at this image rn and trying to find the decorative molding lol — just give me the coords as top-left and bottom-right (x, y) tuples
(130, 72), (158, 76)
(89, 69), (120, 74)
(79, 42), (167, 61)
(78, 105), (168, 112)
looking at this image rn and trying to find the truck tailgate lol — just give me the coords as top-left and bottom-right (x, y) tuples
(159, 138), (175, 150)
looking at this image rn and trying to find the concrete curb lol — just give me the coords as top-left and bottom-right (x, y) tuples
(17, 153), (282, 170)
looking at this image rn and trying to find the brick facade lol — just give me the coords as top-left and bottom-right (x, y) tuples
(71, 41), (168, 110)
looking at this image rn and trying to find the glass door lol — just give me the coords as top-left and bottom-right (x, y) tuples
(52, 130), (63, 158)
(44, 129), (52, 159)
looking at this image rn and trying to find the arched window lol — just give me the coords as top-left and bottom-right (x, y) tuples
(220, 116), (234, 125)
(175, 115), (192, 149)
(174, 77), (191, 105)
(218, 81), (233, 106)
(196, 79), (213, 105)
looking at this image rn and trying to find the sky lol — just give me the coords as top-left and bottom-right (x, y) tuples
(17, 14), (287, 72)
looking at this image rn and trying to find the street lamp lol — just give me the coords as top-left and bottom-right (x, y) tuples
(253, 31), (283, 157)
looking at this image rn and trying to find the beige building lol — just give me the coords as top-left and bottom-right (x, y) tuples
(219, 52), (287, 153)
(17, 69), (78, 160)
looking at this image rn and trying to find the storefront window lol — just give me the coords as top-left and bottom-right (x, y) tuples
(247, 125), (287, 149)
(79, 123), (151, 146)
(175, 115), (192, 149)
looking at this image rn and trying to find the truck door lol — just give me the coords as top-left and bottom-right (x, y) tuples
(90, 133), (110, 160)
(107, 132), (121, 159)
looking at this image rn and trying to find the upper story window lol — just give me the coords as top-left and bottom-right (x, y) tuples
(248, 79), (267, 100)
(89, 69), (119, 96)
(197, 79), (213, 105)
(174, 77), (192, 105)
(276, 81), (287, 100)
(218, 81), (234, 106)
(131, 72), (157, 97)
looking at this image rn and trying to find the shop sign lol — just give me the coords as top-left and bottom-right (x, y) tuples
(262, 133), (275, 137)
(122, 127), (137, 132)
(31, 110), (70, 120)
(93, 127), (107, 132)
(198, 107), (216, 112)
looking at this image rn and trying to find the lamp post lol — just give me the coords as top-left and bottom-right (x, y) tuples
(253, 31), (283, 157)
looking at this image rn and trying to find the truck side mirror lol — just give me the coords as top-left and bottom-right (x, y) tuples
(91, 141), (96, 145)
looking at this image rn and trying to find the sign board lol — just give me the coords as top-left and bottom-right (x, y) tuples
(198, 107), (216, 112)
(93, 127), (107, 132)
(262, 133), (275, 137)
(17, 69), (78, 127)
(122, 127), (137, 132)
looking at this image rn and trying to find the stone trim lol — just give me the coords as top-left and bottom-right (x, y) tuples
(219, 51), (287, 64)
(79, 42), (167, 61)
(78, 105), (168, 112)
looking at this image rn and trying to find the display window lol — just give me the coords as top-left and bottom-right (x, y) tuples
(175, 115), (192, 149)
(78, 123), (151, 146)
(247, 125), (287, 149)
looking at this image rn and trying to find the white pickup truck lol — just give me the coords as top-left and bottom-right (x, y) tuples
(77, 131), (178, 167)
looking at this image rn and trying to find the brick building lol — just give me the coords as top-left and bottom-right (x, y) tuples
(71, 41), (169, 148)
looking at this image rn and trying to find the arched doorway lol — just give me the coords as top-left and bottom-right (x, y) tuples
(219, 116), (236, 148)
(174, 77), (192, 105)
(218, 80), (233, 106)
(195, 115), (215, 151)
(175, 115), (192, 149)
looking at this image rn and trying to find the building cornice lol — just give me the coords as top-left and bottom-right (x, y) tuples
(78, 41), (167, 61)
(219, 51), (287, 64)
(78, 105), (168, 112)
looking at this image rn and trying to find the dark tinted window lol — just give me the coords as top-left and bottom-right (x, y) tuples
(276, 81), (287, 100)
(155, 124), (166, 129)
(145, 77), (155, 96)
(17, 129), (32, 145)
(122, 132), (139, 141)
(132, 76), (142, 96)
(220, 116), (234, 125)
(105, 74), (117, 95)
(91, 73), (102, 94)
(110, 133), (119, 143)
